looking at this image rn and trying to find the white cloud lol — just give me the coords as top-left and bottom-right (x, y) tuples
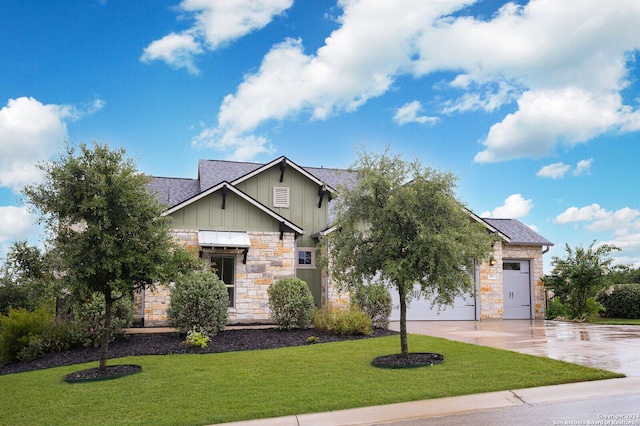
(393, 101), (438, 126)
(555, 204), (640, 265)
(141, 0), (293, 74)
(554, 204), (609, 224)
(0, 97), (72, 190)
(0, 206), (34, 243)
(573, 158), (593, 176)
(481, 193), (533, 218)
(474, 89), (623, 162)
(537, 162), (570, 179)
(537, 158), (594, 179)
(141, 33), (203, 75)
(180, 0), (640, 160)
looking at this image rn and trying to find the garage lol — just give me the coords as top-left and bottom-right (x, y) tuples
(502, 259), (532, 319)
(390, 283), (477, 321)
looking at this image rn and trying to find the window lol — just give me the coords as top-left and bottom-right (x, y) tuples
(210, 255), (235, 307)
(297, 248), (315, 269)
(503, 262), (521, 271)
(273, 186), (290, 208)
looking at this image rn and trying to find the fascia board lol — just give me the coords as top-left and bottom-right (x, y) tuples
(231, 156), (337, 194)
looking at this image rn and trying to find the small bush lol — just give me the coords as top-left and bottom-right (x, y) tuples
(313, 305), (372, 336)
(267, 278), (315, 330)
(167, 271), (229, 337)
(0, 306), (52, 363)
(71, 292), (134, 347)
(351, 283), (392, 329)
(596, 284), (640, 319)
(546, 297), (568, 320)
(306, 336), (320, 344)
(183, 327), (211, 348)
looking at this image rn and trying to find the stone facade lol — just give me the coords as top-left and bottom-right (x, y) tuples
(138, 229), (296, 326)
(136, 233), (548, 325)
(479, 242), (504, 319)
(478, 241), (546, 320)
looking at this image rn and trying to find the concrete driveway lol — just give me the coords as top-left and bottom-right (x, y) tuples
(389, 319), (640, 377)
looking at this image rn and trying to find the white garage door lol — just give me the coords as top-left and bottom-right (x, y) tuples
(390, 284), (477, 321)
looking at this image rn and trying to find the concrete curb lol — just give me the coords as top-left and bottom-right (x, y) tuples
(219, 377), (640, 426)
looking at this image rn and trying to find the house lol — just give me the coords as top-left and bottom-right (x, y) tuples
(137, 156), (553, 326)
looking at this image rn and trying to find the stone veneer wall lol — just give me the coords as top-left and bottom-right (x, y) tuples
(479, 241), (504, 319)
(478, 241), (546, 320)
(141, 229), (295, 326)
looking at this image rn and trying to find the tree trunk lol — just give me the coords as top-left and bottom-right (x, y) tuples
(99, 291), (113, 372)
(399, 289), (409, 357)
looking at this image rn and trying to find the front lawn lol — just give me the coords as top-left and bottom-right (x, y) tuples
(0, 334), (622, 425)
(588, 317), (640, 325)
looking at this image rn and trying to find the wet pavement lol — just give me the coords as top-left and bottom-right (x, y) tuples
(389, 319), (640, 377)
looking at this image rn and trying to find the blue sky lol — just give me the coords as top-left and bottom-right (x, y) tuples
(2, 0), (640, 271)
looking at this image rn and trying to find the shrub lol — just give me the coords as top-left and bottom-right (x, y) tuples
(71, 292), (134, 347)
(546, 297), (568, 320)
(0, 306), (52, 363)
(313, 305), (372, 336)
(267, 278), (315, 330)
(183, 327), (211, 348)
(167, 271), (229, 337)
(351, 283), (392, 329)
(596, 284), (640, 319)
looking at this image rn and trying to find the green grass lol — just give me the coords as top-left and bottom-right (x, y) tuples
(588, 317), (640, 325)
(0, 335), (623, 425)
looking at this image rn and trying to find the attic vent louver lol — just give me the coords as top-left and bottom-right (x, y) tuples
(273, 186), (289, 208)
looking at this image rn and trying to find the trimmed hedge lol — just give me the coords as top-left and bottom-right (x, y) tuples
(267, 278), (314, 330)
(167, 271), (229, 337)
(351, 283), (392, 329)
(71, 292), (134, 347)
(596, 284), (640, 319)
(313, 305), (372, 336)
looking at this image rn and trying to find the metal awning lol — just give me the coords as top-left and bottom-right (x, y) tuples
(197, 231), (251, 248)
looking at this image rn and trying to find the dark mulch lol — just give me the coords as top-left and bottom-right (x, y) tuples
(372, 352), (444, 369)
(64, 364), (143, 382)
(0, 327), (399, 376)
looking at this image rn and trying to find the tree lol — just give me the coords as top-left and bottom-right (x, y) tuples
(544, 241), (620, 320)
(0, 241), (54, 314)
(23, 142), (200, 372)
(321, 149), (496, 357)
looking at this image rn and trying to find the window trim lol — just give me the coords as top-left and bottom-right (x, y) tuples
(209, 254), (236, 308)
(297, 247), (316, 269)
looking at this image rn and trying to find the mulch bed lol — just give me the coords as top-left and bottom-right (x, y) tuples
(372, 352), (444, 368)
(0, 327), (399, 376)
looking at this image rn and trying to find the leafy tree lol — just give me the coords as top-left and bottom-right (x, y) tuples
(321, 148), (496, 357)
(0, 241), (54, 314)
(544, 241), (620, 320)
(23, 142), (200, 371)
(603, 264), (640, 286)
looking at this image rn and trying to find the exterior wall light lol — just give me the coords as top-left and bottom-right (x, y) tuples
(489, 256), (497, 266)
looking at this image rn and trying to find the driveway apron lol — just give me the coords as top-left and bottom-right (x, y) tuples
(389, 320), (640, 377)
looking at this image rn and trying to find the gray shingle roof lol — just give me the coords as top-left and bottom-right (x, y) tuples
(150, 158), (358, 209)
(303, 166), (358, 190)
(482, 218), (553, 246)
(147, 177), (200, 208)
(149, 159), (551, 248)
(198, 159), (262, 191)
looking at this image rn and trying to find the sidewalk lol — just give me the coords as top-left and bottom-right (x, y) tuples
(220, 377), (640, 426)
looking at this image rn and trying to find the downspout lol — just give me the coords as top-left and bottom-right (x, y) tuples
(542, 245), (551, 255)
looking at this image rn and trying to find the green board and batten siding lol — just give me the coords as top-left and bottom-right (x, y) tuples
(168, 190), (283, 232)
(234, 164), (330, 248)
(167, 162), (330, 306)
